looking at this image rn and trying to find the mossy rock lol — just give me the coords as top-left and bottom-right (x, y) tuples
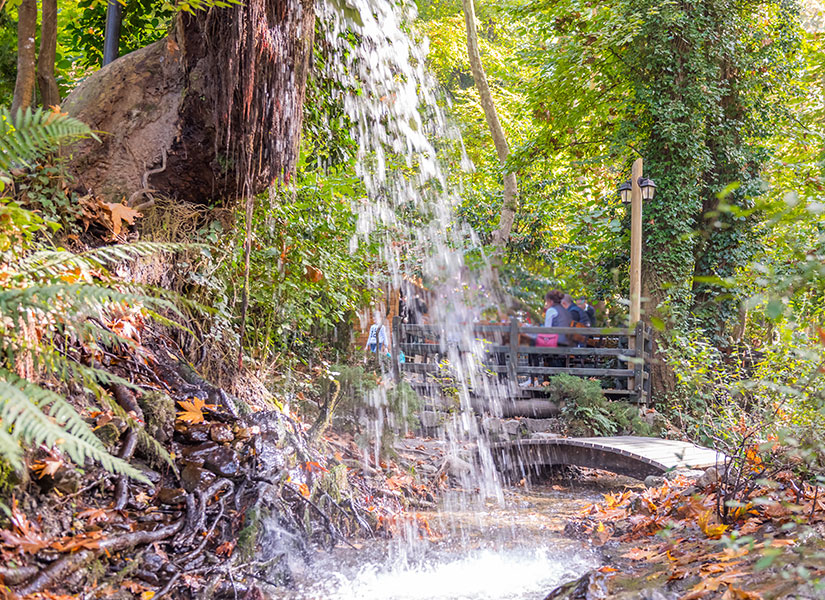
(94, 422), (122, 449)
(138, 391), (176, 443)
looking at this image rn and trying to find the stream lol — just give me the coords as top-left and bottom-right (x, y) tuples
(274, 484), (610, 600)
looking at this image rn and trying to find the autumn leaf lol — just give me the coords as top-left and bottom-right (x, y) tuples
(680, 571), (747, 599)
(621, 546), (666, 561)
(298, 483), (311, 498)
(722, 587), (764, 600)
(176, 397), (215, 424)
(32, 454), (64, 479)
(0, 500), (49, 554)
(101, 201), (142, 236)
(698, 510), (728, 539)
(141, 591), (156, 600)
(50, 530), (104, 552)
(215, 540), (235, 557)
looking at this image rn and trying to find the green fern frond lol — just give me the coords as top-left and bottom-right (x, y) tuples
(19, 241), (197, 278)
(0, 370), (147, 482)
(0, 425), (23, 470)
(0, 107), (98, 172)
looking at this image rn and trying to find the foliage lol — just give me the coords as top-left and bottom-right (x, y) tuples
(0, 107), (185, 487)
(549, 373), (657, 436)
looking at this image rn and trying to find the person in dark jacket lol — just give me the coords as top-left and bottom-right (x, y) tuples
(576, 296), (596, 327)
(564, 294), (589, 326)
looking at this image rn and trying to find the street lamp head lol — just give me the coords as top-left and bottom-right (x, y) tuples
(638, 177), (657, 201)
(618, 180), (632, 205)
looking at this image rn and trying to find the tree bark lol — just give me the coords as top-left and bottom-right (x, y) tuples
(37, 0), (60, 108)
(461, 0), (517, 256)
(63, 0), (315, 203)
(11, 0), (37, 115)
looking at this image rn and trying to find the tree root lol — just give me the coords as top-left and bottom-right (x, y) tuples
(0, 565), (39, 586)
(15, 520), (183, 595)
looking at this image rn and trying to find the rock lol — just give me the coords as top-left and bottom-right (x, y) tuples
(697, 466), (719, 489)
(157, 487), (187, 505)
(179, 423), (212, 442)
(419, 410), (442, 428)
(522, 418), (557, 434)
(530, 432), (561, 440)
(210, 423), (234, 443)
(644, 475), (665, 488)
(52, 467), (82, 494)
(543, 570), (609, 599)
(481, 417), (504, 434)
(441, 455), (473, 480)
(138, 391), (176, 443)
(502, 419), (523, 436)
(665, 468), (704, 481)
(203, 447), (241, 478)
(181, 463), (216, 493)
(133, 460), (162, 484)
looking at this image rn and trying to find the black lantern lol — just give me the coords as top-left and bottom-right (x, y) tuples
(618, 180), (632, 204)
(638, 177), (657, 201)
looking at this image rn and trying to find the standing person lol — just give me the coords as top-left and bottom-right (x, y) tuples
(576, 296), (596, 327)
(565, 294), (588, 326)
(545, 290), (572, 346)
(364, 310), (389, 361)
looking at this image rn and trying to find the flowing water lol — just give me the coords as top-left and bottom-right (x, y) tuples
(268, 0), (599, 596)
(273, 486), (600, 600)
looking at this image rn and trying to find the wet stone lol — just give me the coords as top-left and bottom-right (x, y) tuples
(157, 487), (187, 505)
(181, 463), (217, 493)
(203, 447), (241, 478)
(530, 432), (561, 440)
(179, 423), (211, 443)
(502, 419), (522, 436)
(210, 423), (234, 443)
(522, 418), (556, 434)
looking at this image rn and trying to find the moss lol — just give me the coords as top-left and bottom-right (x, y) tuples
(94, 422), (121, 450)
(137, 391), (175, 443)
(0, 459), (17, 506)
(237, 507), (264, 561)
(319, 464), (349, 502)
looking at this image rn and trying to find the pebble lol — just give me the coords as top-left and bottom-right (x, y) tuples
(157, 487), (187, 505)
(210, 423), (234, 443)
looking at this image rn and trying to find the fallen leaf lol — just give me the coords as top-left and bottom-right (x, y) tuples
(101, 201), (142, 236)
(176, 397), (214, 424)
(0, 500), (49, 554)
(698, 510), (728, 539)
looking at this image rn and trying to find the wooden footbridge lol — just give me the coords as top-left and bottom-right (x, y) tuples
(391, 319), (653, 404)
(488, 436), (723, 480)
(391, 319), (722, 480)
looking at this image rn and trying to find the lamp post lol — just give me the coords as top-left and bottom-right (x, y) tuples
(618, 159), (656, 327)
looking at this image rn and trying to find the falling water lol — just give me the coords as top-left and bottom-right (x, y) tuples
(270, 0), (597, 596)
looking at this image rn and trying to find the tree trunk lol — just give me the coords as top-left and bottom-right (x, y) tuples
(37, 0), (60, 108)
(461, 0), (517, 256)
(11, 0), (37, 115)
(63, 0), (315, 203)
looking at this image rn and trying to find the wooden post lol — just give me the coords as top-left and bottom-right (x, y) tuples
(391, 316), (401, 384)
(633, 322), (644, 402)
(629, 157), (643, 327)
(508, 319), (519, 390)
(628, 158), (643, 393)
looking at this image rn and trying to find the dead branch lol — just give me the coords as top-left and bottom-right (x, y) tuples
(16, 520), (183, 595)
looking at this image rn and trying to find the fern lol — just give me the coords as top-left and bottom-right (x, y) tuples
(0, 371), (147, 482)
(0, 107), (98, 172)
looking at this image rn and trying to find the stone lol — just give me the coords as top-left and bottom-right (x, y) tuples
(502, 419), (522, 436)
(181, 463), (216, 493)
(697, 466), (720, 489)
(419, 410), (442, 428)
(665, 468), (704, 481)
(530, 432), (561, 440)
(644, 475), (665, 488)
(522, 418), (556, 434)
(178, 423), (211, 443)
(157, 487), (187, 505)
(210, 423), (234, 443)
(481, 417), (504, 434)
(203, 447), (241, 478)
(441, 455), (473, 480)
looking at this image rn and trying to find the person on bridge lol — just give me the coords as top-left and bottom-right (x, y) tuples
(576, 296), (597, 327)
(544, 290), (571, 346)
(564, 294), (589, 326)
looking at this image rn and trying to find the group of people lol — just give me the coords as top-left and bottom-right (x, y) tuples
(542, 291), (597, 347)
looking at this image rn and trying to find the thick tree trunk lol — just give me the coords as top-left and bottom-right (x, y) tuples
(461, 0), (517, 255)
(11, 0), (37, 115)
(37, 0), (60, 108)
(63, 0), (315, 203)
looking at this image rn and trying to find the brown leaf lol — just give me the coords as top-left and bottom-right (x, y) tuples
(50, 531), (104, 553)
(0, 501), (49, 554)
(101, 201), (142, 235)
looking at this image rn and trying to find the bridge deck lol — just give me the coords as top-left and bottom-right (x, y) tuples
(489, 436), (723, 480)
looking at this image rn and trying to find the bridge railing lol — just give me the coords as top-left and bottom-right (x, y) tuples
(391, 319), (653, 404)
